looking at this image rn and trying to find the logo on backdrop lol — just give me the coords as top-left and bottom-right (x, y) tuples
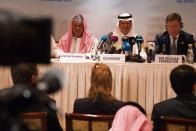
(42, 0), (71, 2)
(176, 0), (195, 3)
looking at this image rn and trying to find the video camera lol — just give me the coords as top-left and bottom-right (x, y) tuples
(0, 10), (51, 65)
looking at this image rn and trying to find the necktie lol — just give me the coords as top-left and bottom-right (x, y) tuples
(170, 37), (177, 55)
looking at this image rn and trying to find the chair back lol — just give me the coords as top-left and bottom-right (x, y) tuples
(160, 116), (196, 131)
(65, 113), (114, 131)
(20, 112), (47, 131)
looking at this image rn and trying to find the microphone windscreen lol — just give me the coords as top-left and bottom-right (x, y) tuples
(136, 35), (144, 43)
(122, 36), (129, 42)
(122, 41), (131, 51)
(129, 37), (136, 45)
(107, 32), (113, 37)
(100, 35), (108, 42)
(111, 35), (118, 42)
(36, 69), (64, 94)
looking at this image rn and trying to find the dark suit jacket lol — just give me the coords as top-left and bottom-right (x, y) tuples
(73, 95), (146, 115)
(0, 85), (63, 131)
(154, 30), (195, 61)
(151, 93), (196, 131)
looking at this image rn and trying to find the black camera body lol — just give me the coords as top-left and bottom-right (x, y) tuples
(0, 10), (52, 65)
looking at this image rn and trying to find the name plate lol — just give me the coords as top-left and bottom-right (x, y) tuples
(155, 55), (182, 64)
(59, 53), (91, 63)
(99, 54), (125, 63)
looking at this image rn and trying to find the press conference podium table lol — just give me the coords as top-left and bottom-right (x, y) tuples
(0, 62), (195, 129)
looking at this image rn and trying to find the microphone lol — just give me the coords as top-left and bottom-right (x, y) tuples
(107, 32), (113, 43)
(105, 32), (114, 53)
(161, 37), (167, 54)
(136, 35), (144, 52)
(109, 35), (118, 54)
(147, 42), (155, 63)
(110, 35), (118, 45)
(36, 69), (64, 94)
(122, 36), (131, 62)
(109, 46), (116, 54)
(98, 32), (115, 54)
(122, 36), (131, 52)
(97, 35), (108, 49)
(129, 37), (136, 45)
(129, 36), (136, 54)
(105, 32), (113, 48)
(117, 48), (122, 54)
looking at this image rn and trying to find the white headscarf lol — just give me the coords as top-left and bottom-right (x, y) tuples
(113, 13), (136, 50)
(113, 13), (147, 59)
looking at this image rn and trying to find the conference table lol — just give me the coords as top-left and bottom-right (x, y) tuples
(0, 61), (195, 129)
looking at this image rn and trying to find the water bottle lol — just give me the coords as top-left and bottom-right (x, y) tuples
(186, 44), (194, 64)
(147, 42), (155, 63)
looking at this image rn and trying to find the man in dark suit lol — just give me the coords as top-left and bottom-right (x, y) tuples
(151, 64), (196, 131)
(154, 13), (195, 61)
(0, 63), (63, 131)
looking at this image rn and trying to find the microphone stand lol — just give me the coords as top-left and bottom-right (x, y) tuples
(162, 43), (166, 55)
(147, 48), (153, 63)
(137, 49), (142, 63)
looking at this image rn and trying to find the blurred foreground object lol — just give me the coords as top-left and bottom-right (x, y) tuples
(0, 10), (51, 65)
